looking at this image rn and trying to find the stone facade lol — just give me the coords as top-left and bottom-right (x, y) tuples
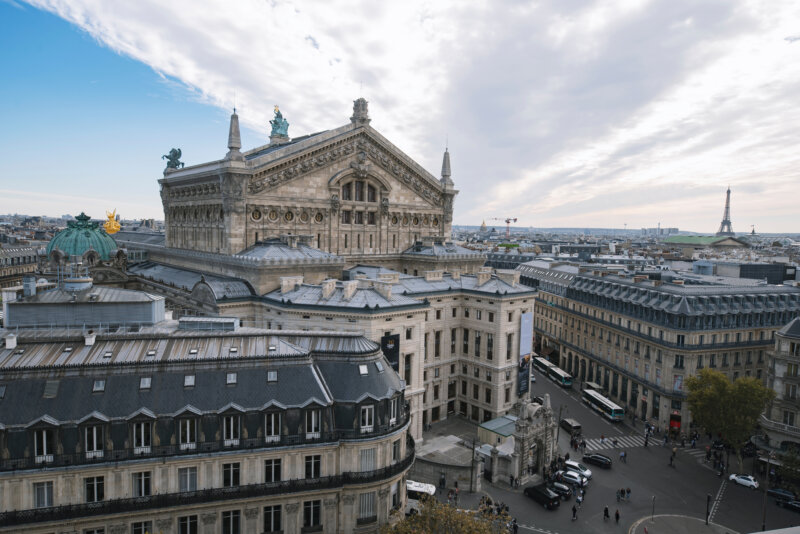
(159, 100), (457, 261)
(763, 318), (800, 452)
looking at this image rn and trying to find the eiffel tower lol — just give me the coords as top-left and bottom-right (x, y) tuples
(716, 186), (735, 237)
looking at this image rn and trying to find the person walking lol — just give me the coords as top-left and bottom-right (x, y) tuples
(616, 489), (621, 502)
(512, 518), (518, 534)
(572, 504), (578, 521)
(626, 487), (631, 501)
(604, 506), (610, 521)
(615, 509), (620, 524)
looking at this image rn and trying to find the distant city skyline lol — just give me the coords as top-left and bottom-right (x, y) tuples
(1, 1), (800, 232)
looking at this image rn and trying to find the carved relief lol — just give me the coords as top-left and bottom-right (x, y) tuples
(244, 507), (259, 519)
(381, 198), (390, 216)
(201, 512), (218, 525)
(324, 496), (339, 508)
(286, 502), (299, 513)
(330, 194), (340, 212)
(343, 494), (356, 505)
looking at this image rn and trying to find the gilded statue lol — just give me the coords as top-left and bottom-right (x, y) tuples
(103, 209), (121, 234)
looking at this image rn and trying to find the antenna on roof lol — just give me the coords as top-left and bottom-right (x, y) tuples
(233, 90), (236, 114)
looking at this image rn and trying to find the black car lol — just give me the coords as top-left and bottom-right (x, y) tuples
(777, 500), (800, 513)
(768, 488), (796, 503)
(582, 453), (613, 468)
(547, 481), (573, 500)
(523, 484), (561, 510)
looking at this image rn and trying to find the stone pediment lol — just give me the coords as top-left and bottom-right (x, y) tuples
(247, 132), (444, 208)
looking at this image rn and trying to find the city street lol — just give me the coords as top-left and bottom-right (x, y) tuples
(477, 375), (800, 533)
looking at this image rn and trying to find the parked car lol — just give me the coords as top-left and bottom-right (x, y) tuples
(547, 481), (573, 500)
(556, 470), (588, 488)
(729, 474), (759, 489)
(777, 500), (800, 513)
(564, 460), (593, 480)
(768, 488), (796, 503)
(524, 484), (561, 510)
(582, 453), (613, 468)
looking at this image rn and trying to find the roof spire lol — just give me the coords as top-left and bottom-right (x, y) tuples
(226, 109), (243, 161)
(440, 146), (453, 187)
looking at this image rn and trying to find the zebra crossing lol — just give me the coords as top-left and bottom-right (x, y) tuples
(584, 434), (646, 451)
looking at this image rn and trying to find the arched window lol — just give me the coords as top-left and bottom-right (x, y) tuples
(367, 184), (376, 202)
(341, 183), (352, 200)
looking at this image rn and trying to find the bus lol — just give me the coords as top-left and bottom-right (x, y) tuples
(405, 480), (436, 515)
(533, 356), (555, 374)
(581, 389), (625, 421)
(581, 381), (603, 393)
(547, 366), (573, 388)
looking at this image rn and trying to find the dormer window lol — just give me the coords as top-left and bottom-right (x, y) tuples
(359, 364), (369, 376)
(179, 418), (197, 450)
(184, 375), (195, 388)
(226, 373), (237, 385)
(265, 412), (281, 443)
(389, 397), (398, 425)
(133, 421), (151, 454)
(85, 424), (103, 459)
(223, 414), (240, 447)
(360, 405), (375, 433)
(139, 377), (151, 390)
(229, 347), (238, 353)
(93, 380), (106, 393)
(267, 370), (278, 383)
(33, 428), (54, 464)
(305, 409), (321, 440)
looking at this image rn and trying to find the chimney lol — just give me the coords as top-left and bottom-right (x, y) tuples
(4, 334), (16, 350)
(321, 279), (337, 299)
(342, 280), (359, 300)
(476, 271), (491, 286)
(280, 276), (303, 294)
(84, 331), (96, 346)
(164, 310), (173, 321)
(495, 269), (520, 287)
(377, 272), (400, 284)
(424, 270), (443, 282)
(23, 275), (36, 297)
(653, 280), (663, 287)
(450, 269), (461, 280)
(373, 280), (392, 300)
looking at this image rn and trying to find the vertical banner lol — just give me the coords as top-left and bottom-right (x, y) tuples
(381, 334), (401, 372)
(518, 312), (534, 396)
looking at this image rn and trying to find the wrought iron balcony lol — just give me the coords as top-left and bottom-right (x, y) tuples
(0, 436), (415, 527)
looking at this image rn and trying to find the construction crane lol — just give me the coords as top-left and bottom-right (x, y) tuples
(489, 217), (518, 239)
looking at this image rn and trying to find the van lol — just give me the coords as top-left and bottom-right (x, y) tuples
(523, 484), (561, 510)
(560, 418), (582, 434)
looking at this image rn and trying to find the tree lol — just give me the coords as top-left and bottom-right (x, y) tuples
(686, 369), (775, 471)
(382, 496), (510, 534)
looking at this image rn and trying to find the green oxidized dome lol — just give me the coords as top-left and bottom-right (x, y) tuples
(46, 212), (118, 261)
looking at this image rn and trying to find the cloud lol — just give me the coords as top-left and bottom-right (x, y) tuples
(24, 0), (800, 232)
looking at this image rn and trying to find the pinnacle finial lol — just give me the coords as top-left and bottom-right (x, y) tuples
(351, 98), (371, 126)
(226, 109), (243, 161)
(440, 146), (453, 187)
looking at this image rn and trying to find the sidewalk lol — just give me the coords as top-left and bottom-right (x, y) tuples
(629, 514), (738, 534)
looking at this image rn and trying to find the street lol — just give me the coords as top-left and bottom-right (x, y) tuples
(478, 374), (800, 533)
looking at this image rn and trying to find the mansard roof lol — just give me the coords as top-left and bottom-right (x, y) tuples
(237, 238), (343, 262)
(263, 282), (425, 312)
(779, 317), (800, 340)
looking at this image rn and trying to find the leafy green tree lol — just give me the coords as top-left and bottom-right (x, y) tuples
(687, 369), (775, 471)
(382, 496), (510, 534)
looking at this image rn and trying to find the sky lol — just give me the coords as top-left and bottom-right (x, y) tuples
(1, 0), (799, 233)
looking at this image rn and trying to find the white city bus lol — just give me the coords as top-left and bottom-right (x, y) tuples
(581, 389), (625, 421)
(405, 480), (436, 515)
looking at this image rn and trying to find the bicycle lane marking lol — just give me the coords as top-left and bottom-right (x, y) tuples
(709, 479), (726, 522)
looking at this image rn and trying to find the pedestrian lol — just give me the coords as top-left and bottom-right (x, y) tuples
(620, 450), (625, 462)
(447, 490), (453, 505)
(626, 487), (631, 501)
(512, 518), (518, 534)
(565, 452), (570, 462)
(454, 487), (460, 505)
(615, 509), (620, 524)
(572, 504), (577, 521)
(510, 474), (514, 487)
(604, 506), (610, 521)
(644, 436), (649, 448)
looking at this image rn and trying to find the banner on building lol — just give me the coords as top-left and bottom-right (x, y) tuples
(518, 312), (534, 396)
(381, 334), (400, 372)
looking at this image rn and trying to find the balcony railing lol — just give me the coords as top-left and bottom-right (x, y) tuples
(760, 414), (800, 438)
(0, 436), (415, 527)
(0, 411), (410, 474)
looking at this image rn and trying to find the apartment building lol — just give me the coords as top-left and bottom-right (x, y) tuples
(763, 317), (800, 451)
(518, 261), (800, 434)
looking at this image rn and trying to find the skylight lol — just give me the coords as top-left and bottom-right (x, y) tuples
(375, 361), (384, 373)
(43, 380), (60, 398)
(140, 377), (151, 390)
(184, 375), (195, 387)
(0, 385), (6, 399)
(267, 370), (278, 382)
(63, 347), (73, 353)
(189, 348), (198, 355)
(146, 349), (157, 357)
(93, 380), (105, 393)
(227, 373), (237, 385)
(229, 347), (238, 353)
(103, 351), (113, 358)
(359, 364), (369, 376)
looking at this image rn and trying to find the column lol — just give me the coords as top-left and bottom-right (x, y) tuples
(201, 511), (217, 534)
(323, 495), (339, 533)
(244, 507), (259, 534)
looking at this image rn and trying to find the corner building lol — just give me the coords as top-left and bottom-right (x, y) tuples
(0, 306), (411, 533)
(518, 262), (800, 433)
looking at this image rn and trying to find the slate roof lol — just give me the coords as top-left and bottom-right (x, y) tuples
(392, 273), (534, 297)
(779, 317), (800, 340)
(114, 231), (166, 247)
(263, 283), (424, 311)
(12, 285), (161, 305)
(236, 239), (343, 262)
(315, 359), (403, 403)
(129, 261), (255, 299)
(663, 235), (745, 246)
(402, 241), (484, 258)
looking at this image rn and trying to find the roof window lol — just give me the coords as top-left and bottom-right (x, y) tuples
(43, 380), (60, 398)
(14, 349), (24, 355)
(375, 361), (384, 373)
(93, 380), (105, 393)
(227, 373), (237, 385)
(189, 348), (198, 355)
(103, 351), (113, 358)
(146, 349), (157, 357)
(140, 377), (151, 390)
(267, 370), (278, 383)
(63, 347), (73, 353)
(184, 375), (195, 387)
(359, 364), (369, 376)
(268, 345), (277, 352)
(229, 347), (238, 353)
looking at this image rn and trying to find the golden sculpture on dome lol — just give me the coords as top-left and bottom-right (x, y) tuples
(103, 209), (121, 234)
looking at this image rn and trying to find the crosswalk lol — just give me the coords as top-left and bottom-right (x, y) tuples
(583, 435), (646, 451)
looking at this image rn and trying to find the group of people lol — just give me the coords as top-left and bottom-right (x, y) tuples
(478, 496), (509, 517)
(616, 487), (632, 502)
(570, 433), (587, 452)
(603, 506), (621, 524)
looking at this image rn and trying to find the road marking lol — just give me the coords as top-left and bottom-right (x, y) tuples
(519, 524), (560, 533)
(584, 435), (646, 451)
(709, 479), (726, 522)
